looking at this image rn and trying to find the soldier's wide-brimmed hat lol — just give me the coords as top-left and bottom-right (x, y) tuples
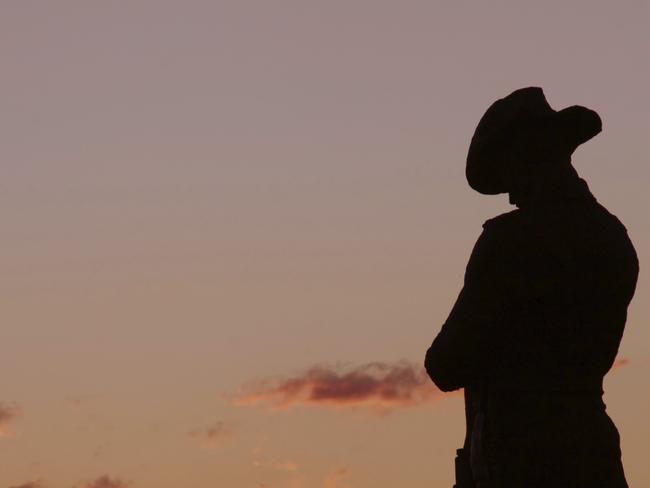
(466, 87), (602, 195)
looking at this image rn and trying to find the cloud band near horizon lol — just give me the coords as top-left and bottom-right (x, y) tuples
(235, 360), (448, 412)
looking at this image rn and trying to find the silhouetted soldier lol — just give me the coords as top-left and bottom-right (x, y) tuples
(424, 87), (639, 487)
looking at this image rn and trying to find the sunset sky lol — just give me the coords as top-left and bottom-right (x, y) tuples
(1, 2), (648, 487)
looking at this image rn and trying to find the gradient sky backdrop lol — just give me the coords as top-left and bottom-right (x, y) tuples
(1, 2), (648, 487)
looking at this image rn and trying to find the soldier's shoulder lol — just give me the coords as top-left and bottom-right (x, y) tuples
(482, 209), (522, 231)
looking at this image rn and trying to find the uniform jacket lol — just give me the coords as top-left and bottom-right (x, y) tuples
(425, 176), (638, 487)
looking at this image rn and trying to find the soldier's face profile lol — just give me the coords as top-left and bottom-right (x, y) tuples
(502, 149), (534, 208)
(504, 126), (569, 207)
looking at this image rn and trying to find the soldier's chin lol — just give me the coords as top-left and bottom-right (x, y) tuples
(508, 192), (523, 207)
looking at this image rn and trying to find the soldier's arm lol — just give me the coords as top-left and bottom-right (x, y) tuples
(424, 219), (509, 392)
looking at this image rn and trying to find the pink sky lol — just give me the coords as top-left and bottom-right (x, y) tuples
(1, 2), (648, 487)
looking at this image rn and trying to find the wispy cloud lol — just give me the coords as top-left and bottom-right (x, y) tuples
(82, 475), (128, 488)
(0, 402), (20, 438)
(188, 421), (233, 449)
(253, 459), (303, 488)
(9, 482), (43, 488)
(274, 461), (299, 472)
(323, 467), (351, 488)
(235, 361), (447, 413)
(64, 394), (95, 408)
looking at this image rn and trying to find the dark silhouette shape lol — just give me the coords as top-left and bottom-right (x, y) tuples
(425, 87), (639, 487)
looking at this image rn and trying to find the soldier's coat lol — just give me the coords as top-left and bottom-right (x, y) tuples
(425, 176), (638, 487)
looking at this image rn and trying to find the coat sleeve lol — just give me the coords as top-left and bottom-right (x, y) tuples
(424, 220), (509, 392)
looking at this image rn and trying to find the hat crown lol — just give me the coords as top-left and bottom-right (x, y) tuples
(466, 87), (601, 195)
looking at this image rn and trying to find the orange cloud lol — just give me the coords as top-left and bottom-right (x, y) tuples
(274, 461), (299, 472)
(82, 475), (128, 488)
(9, 482), (43, 488)
(0, 402), (20, 437)
(235, 361), (447, 413)
(188, 421), (233, 449)
(323, 467), (351, 488)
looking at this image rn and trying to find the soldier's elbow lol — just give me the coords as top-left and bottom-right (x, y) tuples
(424, 346), (463, 392)
(429, 371), (462, 393)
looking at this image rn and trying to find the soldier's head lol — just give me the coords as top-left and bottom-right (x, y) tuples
(466, 87), (601, 206)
